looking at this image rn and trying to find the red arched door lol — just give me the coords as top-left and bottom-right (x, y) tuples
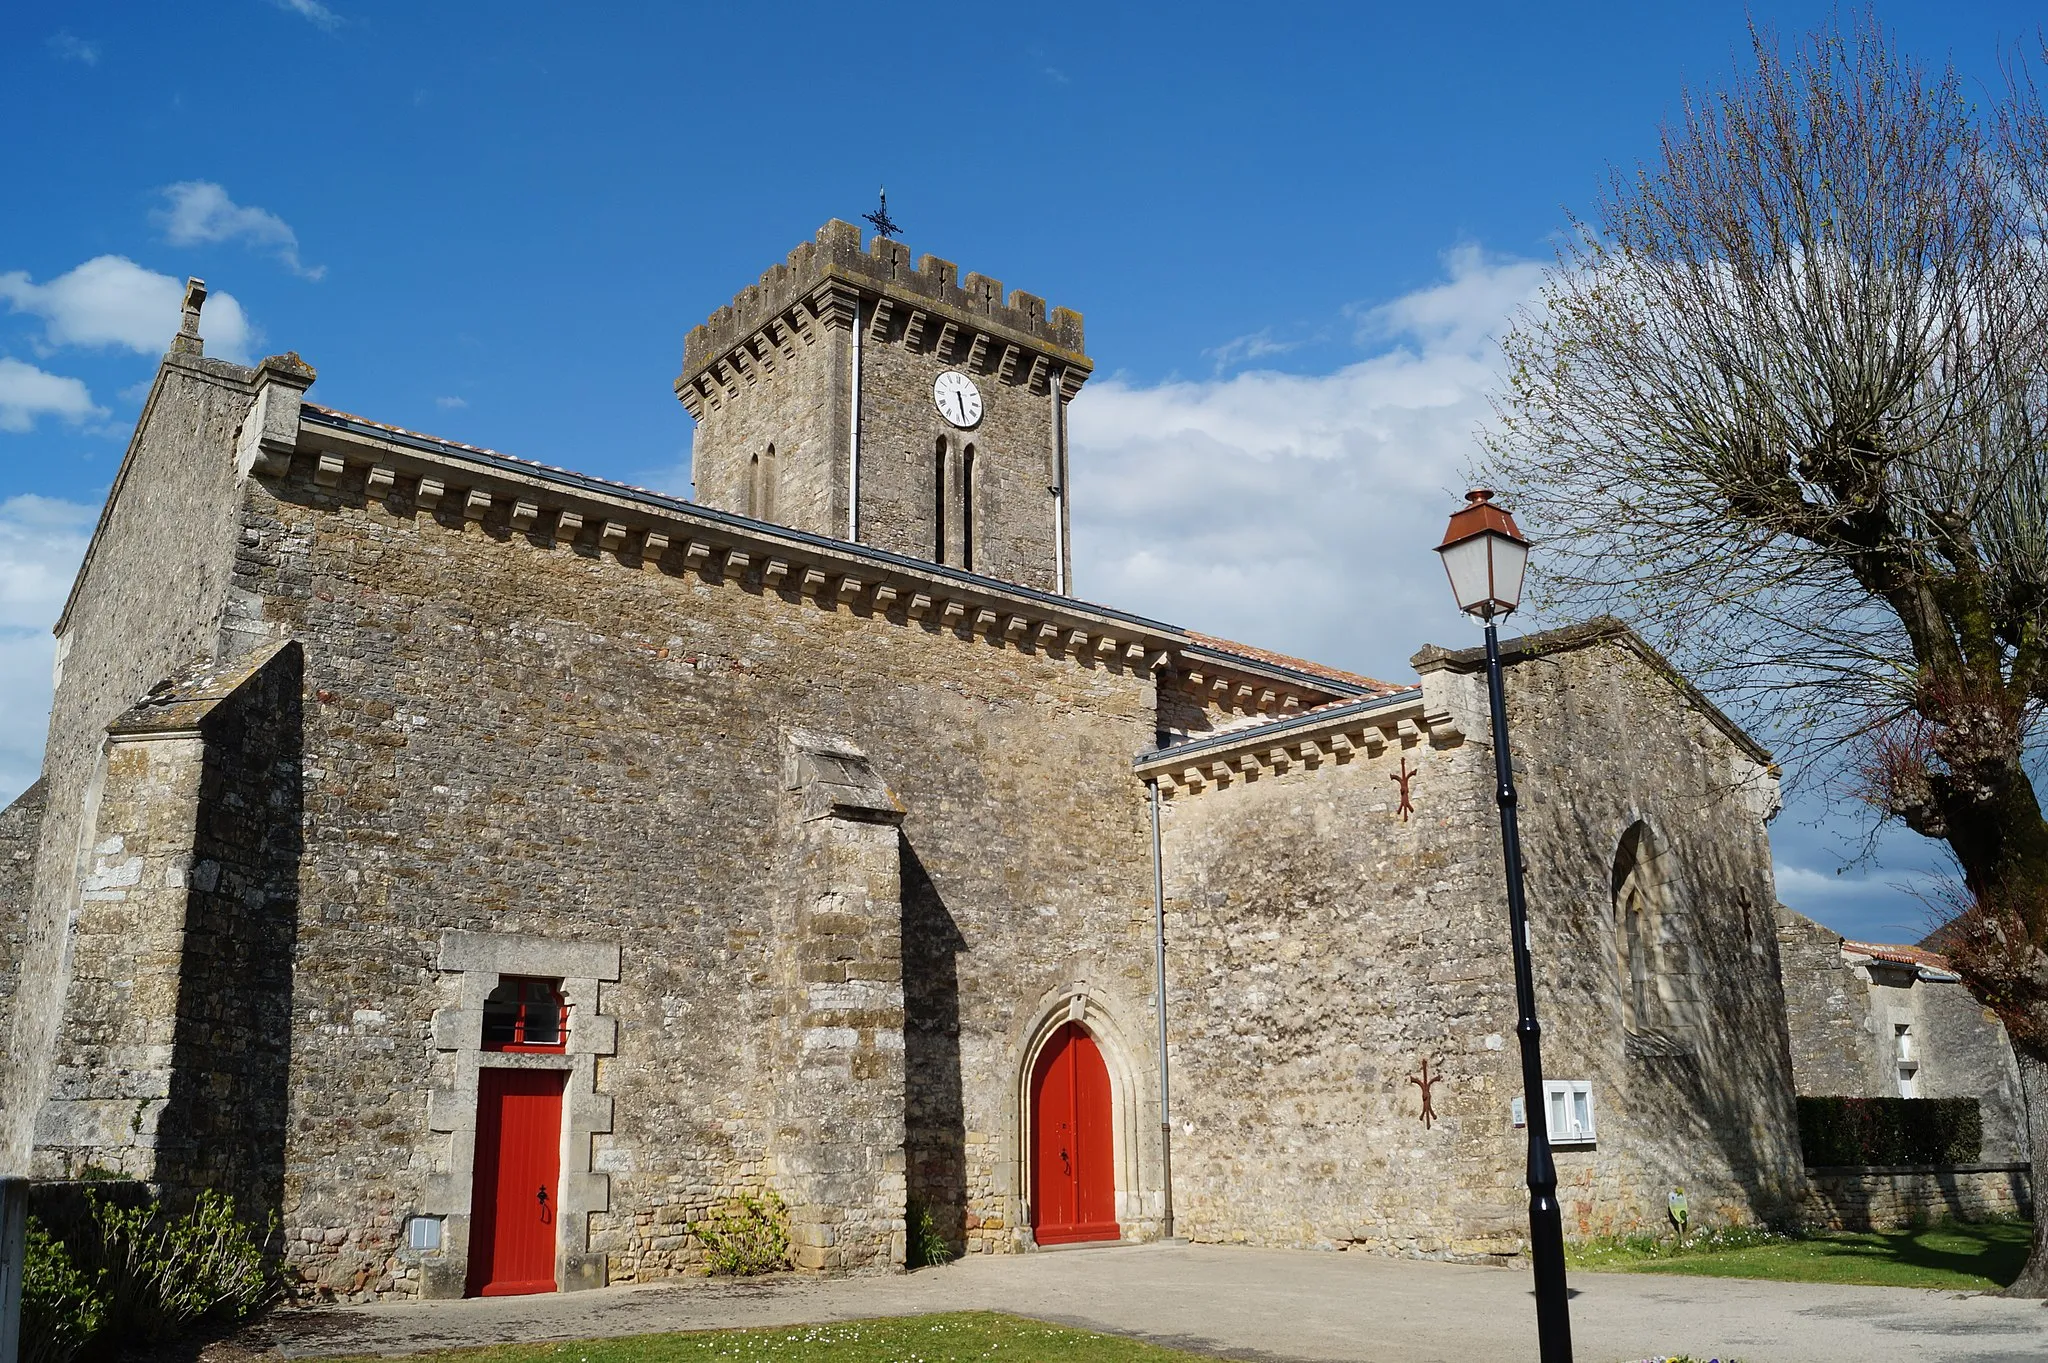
(1031, 1022), (1120, 1245)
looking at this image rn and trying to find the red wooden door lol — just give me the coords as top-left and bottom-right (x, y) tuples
(467, 1067), (564, 1296)
(1031, 1022), (1120, 1245)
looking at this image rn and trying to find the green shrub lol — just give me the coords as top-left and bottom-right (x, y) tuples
(905, 1198), (955, 1268)
(1797, 1096), (1982, 1166)
(82, 1189), (277, 1340)
(21, 1220), (106, 1363)
(691, 1192), (791, 1275)
(21, 1188), (279, 1358)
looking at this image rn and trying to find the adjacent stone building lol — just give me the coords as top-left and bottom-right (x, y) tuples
(1775, 907), (2033, 1225)
(1, 223), (1807, 1301)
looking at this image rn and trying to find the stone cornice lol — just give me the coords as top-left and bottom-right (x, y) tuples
(676, 221), (1092, 419)
(283, 407), (1362, 709)
(1133, 688), (1440, 797)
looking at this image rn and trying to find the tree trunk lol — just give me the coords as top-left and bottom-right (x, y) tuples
(2007, 1043), (2048, 1298)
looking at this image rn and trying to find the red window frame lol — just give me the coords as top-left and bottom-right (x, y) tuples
(482, 977), (569, 1053)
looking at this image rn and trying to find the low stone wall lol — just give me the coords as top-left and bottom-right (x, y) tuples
(1801, 1163), (2032, 1231)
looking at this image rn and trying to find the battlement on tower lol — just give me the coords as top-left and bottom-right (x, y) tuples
(680, 220), (1088, 384)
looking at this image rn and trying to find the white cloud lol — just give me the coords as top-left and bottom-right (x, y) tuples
(47, 31), (99, 65)
(0, 256), (253, 362)
(0, 496), (95, 806)
(0, 359), (105, 432)
(436, 396), (468, 409)
(1352, 243), (1548, 353)
(155, 182), (324, 281)
(1068, 245), (1545, 684)
(270, 0), (341, 29)
(1201, 328), (1303, 375)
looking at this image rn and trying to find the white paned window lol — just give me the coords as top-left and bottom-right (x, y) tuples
(1895, 1023), (1919, 1097)
(1544, 1079), (1596, 1145)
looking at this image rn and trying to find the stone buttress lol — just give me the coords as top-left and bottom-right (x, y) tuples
(773, 732), (909, 1270)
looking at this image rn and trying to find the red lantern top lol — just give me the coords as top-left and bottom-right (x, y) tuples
(1435, 489), (1531, 620)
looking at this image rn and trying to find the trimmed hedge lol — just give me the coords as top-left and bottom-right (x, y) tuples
(1797, 1096), (1982, 1166)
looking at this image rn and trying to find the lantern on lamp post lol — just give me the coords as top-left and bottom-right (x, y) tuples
(1435, 489), (1572, 1363)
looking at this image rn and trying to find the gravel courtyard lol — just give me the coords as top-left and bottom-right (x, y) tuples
(244, 1241), (2048, 1363)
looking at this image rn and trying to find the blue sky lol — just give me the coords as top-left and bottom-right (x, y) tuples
(3, 1), (2038, 943)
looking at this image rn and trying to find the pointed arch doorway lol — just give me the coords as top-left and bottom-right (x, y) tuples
(1030, 1021), (1120, 1245)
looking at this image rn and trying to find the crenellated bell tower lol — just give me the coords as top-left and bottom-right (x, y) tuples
(676, 221), (1092, 594)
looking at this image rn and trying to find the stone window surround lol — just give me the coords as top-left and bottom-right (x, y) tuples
(1005, 983), (1156, 1248)
(416, 930), (619, 1298)
(1611, 817), (1703, 1050)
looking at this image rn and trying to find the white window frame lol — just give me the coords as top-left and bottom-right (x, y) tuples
(1893, 1022), (1920, 1097)
(1543, 1079), (1596, 1146)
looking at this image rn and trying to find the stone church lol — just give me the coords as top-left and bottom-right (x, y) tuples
(0, 221), (1805, 1300)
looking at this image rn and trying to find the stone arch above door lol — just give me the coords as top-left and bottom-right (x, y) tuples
(1005, 985), (1154, 1249)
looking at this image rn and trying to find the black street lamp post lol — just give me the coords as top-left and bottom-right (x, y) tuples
(1435, 489), (1573, 1363)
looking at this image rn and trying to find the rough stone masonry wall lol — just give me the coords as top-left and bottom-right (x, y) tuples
(688, 286), (1066, 590)
(852, 312), (1060, 590)
(0, 781), (46, 1060)
(1803, 1164), (2033, 1230)
(1158, 638), (1804, 1255)
(1505, 640), (1804, 1236)
(2, 355), (257, 1170)
(159, 645), (304, 1212)
(228, 456), (1165, 1298)
(689, 322), (849, 540)
(1158, 715), (1526, 1255)
(1774, 907), (1883, 1096)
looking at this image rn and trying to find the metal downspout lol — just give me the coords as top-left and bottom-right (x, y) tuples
(1150, 777), (1175, 1239)
(849, 295), (862, 542)
(1052, 365), (1066, 595)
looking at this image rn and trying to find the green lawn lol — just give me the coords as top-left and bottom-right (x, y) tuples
(1569, 1220), (2033, 1291)
(323, 1311), (1209, 1363)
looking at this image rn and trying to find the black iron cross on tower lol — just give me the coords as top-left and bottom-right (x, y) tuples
(863, 186), (901, 239)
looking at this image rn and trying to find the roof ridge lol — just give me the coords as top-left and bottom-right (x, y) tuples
(1185, 630), (1403, 694)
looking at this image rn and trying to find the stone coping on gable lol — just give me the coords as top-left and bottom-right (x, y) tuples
(1412, 616), (1773, 766)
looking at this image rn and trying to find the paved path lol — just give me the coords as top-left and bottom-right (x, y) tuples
(248, 1242), (2048, 1363)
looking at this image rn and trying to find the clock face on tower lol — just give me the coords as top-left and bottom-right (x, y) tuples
(933, 371), (983, 429)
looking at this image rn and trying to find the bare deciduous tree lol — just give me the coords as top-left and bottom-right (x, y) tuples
(1480, 17), (2048, 1292)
